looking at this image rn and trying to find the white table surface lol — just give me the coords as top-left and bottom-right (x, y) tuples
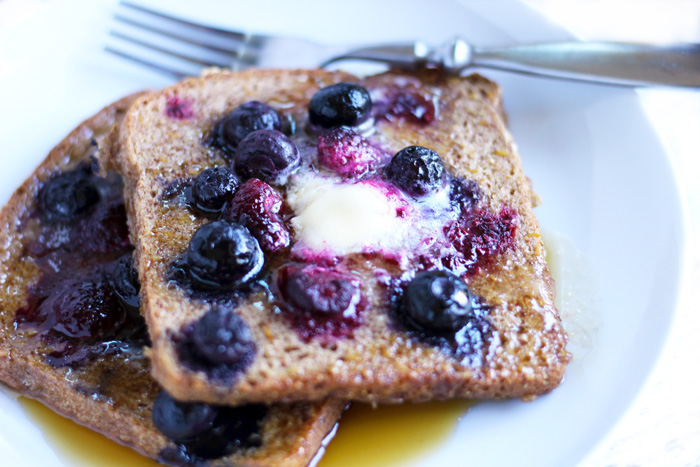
(1, 1), (699, 466)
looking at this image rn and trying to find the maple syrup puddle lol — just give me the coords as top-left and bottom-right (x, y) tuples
(18, 396), (159, 467)
(19, 395), (472, 467)
(318, 399), (474, 467)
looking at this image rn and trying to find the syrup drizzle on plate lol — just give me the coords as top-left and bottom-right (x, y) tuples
(318, 400), (474, 467)
(18, 396), (159, 467)
(19, 395), (471, 467)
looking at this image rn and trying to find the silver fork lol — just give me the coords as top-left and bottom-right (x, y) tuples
(106, 1), (700, 87)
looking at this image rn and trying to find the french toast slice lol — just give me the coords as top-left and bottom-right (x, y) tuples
(0, 95), (344, 467)
(114, 68), (569, 406)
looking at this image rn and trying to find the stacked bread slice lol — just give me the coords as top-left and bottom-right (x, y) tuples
(0, 93), (343, 467)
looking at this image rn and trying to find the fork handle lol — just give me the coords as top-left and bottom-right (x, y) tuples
(467, 41), (700, 87)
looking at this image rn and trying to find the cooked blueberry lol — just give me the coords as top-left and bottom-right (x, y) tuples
(110, 254), (140, 315)
(376, 89), (436, 124)
(449, 178), (481, 211)
(191, 308), (256, 367)
(160, 404), (267, 461)
(153, 390), (218, 442)
(191, 167), (239, 215)
(401, 270), (475, 333)
(212, 404), (266, 450)
(234, 129), (300, 183)
(186, 220), (263, 290)
(38, 167), (100, 222)
(220, 101), (283, 148)
(308, 82), (372, 129)
(385, 146), (446, 197)
(222, 178), (290, 254)
(278, 265), (360, 316)
(49, 273), (126, 341)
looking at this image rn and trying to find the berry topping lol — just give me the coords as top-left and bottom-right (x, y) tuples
(385, 146), (446, 197)
(400, 270), (475, 333)
(376, 89), (436, 124)
(165, 95), (194, 120)
(449, 178), (482, 212)
(109, 254), (140, 316)
(191, 167), (240, 215)
(191, 307), (256, 367)
(44, 272), (126, 341)
(185, 220), (264, 290)
(220, 101), (283, 148)
(317, 127), (382, 179)
(444, 206), (517, 268)
(278, 264), (360, 316)
(153, 390), (218, 442)
(309, 82), (372, 129)
(234, 129), (300, 183)
(222, 179), (290, 254)
(158, 402), (267, 462)
(276, 264), (364, 342)
(38, 166), (100, 222)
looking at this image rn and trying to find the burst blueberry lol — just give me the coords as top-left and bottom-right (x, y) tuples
(400, 270), (475, 333)
(385, 145), (446, 197)
(191, 307), (256, 367)
(109, 254), (140, 316)
(191, 166), (239, 215)
(152, 390), (218, 442)
(219, 101), (283, 149)
(185, 220), (263, 290)
(38, 166), (100, 222)
(234, 129), (300, 183)
(308, 82), (372, 128)
(278, 264), (360, 316)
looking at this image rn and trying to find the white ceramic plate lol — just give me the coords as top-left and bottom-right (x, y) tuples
(0, 1), (687, 466)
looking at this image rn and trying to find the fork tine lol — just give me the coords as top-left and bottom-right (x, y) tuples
(113, 13), (250, 59)
(118, 1), (264, 46)
(104, 46), (190, 79)
(109, 29), (234, 69)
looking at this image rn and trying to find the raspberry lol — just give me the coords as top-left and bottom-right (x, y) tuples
(317, 127), (382, 179)
(222, 179), (291, 254)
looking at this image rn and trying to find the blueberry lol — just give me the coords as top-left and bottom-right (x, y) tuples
(219, 101), (283, 149)
(186, 220), (263, 290)
(400, 270), (475, 333)
(160, 403), (267, 461)
(109, 254), (140, 316)
(449, 178), (481, 211)
(191, 167), (239, 215)
(191, 308), (256, 367)
(308, 82), (372, 129)
(234, 129), (300, 183)
(38, 166), (100, 222)
(278, 265), (359, 316)
(385, 146), (446, 197)
(152, 390), (218, 442)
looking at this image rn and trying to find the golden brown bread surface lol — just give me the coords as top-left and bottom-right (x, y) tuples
(114, 68), (569, 406)
(0, 94), (344, 467)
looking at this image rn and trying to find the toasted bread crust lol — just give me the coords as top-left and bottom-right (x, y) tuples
(116, 68), (569, 406)
(0, 94), (344, 466)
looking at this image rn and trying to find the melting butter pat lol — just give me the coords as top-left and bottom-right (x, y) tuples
(289, 175), (410, 254)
